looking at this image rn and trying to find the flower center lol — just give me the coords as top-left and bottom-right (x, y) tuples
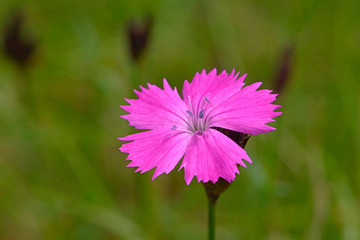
(184, 96), (211, 134)
(195, 130), (204, 135)
(170, 96), (211, 135)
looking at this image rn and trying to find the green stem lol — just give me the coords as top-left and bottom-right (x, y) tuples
(207, 195), (217, 240)
(129, 61), (154, 238)
(203, 178), (230, 240)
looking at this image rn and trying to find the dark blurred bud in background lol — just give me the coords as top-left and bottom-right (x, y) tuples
(273, 44), (295, 94)
(2, 10), (36, 68)
(126, 15), (153, 62)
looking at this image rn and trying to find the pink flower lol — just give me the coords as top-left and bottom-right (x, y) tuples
(119, 69), (282, 185)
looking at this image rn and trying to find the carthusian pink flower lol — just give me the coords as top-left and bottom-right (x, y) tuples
(119, 69), (281, 185)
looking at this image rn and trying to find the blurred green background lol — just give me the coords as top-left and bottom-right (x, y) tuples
(0, 0), (359, 239)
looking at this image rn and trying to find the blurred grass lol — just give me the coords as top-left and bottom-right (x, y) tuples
(0, 0), (359, 239)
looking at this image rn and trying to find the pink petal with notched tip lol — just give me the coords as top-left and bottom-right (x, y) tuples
(121, 79), (187, 130)
(182, 69), (247, 115)
(209, 82), (282, 135)
(180, 129), (252, 185)
(119, 128), (190, 179)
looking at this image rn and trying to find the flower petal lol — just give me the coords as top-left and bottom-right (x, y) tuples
(179, 129), (251, 185)
(209, 82), (282, 135)
(121, 79), (188, 130)
(182, 69), (247, 117)
(119, 128), (190, 180)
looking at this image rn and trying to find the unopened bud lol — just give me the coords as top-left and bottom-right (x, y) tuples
(274, 44), (295, 94)
(2, 10), (36, 68)
(126, 15), (153, 62)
